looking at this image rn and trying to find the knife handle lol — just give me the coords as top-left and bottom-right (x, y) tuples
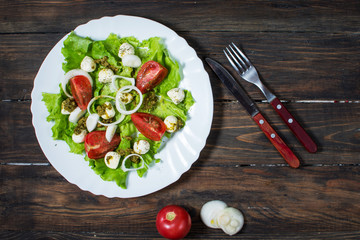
(253, 113), (300, 168)
(270, 98), (317, 153)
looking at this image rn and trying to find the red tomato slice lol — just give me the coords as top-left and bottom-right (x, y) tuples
(156, 205), (192, 240)
(131, 112), (166, 141)
(70, 75), (93, 110)
(84, 131), (121, 159)
(136, 61), (168, 94)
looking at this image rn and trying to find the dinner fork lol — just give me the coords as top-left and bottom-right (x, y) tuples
(224, 43), (317, 153)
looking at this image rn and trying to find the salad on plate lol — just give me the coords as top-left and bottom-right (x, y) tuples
(42, 32), (194, 189)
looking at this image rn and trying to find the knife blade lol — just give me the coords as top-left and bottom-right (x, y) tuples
(206, 57), (300, 168)
(206, 58), (259, 117)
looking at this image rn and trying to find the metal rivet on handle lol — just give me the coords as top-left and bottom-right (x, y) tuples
(259, 119), (264, 124)
(277, 104), (282, 109)
(288, 118), (293, 123)
(271, 133), (275, 138)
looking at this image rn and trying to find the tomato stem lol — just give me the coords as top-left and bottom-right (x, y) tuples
(166, 211), (176, 221)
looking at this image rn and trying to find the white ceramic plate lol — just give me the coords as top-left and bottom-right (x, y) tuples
(31, 15), (213, 198)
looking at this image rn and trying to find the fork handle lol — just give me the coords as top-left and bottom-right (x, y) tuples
(270, 98), (317, 153)
(253, 113), (300, 168)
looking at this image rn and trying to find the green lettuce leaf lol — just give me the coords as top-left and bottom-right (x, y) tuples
(43, 32), (195, 189)
(90, 41), (122, 70)
(86, 156), (128, 189)
(139, 37), (181, 95)
(120, 122), (137, 137)
(62, 32), (92, 72)
(148, 90), (195, 123)
(42, 92), (84, 154)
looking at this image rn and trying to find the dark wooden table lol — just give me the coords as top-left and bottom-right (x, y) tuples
(1, 1), (359, 239)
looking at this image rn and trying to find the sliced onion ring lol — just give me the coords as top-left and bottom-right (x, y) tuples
(61, 69), (93, 98)
(121, 154), (148, 172)
(87, 95), (125, 126)
(111, 75), (135, 91)
(115, 86), (143, 115)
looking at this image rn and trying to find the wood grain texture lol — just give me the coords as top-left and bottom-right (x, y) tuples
(1, 32), (359, 101)
(1, 0), (359, 238)
(1, 0), (359, 34)
(208, 101), (360, 165)
(0, 101), (46, 163)
(1, 164), (359, 237)
(1, 231), (360, 240)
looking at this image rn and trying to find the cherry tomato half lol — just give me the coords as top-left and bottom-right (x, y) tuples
(131, 112), (166, 141)
(84, 131), (121, 159)
(70, 75), (93, 110)
(156, 205), (192, 240)
(136, 60), (168, 94)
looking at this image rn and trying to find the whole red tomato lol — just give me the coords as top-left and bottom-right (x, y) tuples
(156, 205), (191, 240)
(70, 75), (93, 110)
(131, 112), (166, 141)
(84, 131), (121, 159)
(136, 60), (168, 93)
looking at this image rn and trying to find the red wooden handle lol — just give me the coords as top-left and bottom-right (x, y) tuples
(270, 98), (317, 153)
(253, 113), (300, 168)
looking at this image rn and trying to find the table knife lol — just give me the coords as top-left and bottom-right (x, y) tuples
(224, 43), (317, 153)
(206, 58), (300, 168)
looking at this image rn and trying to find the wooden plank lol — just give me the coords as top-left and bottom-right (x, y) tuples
(0, 34), (60, 101)
(0, 0), (359, 34)
(202, 32), (360, 101)
(1, 101), (359, 165)
(0, 101), (47, 163)
(208, 101), (360, 166)
(1, 164), (359, 236)
(0, 32), (359, 101)
(1, 230), (360, 240)
(1, 1), (358, 239)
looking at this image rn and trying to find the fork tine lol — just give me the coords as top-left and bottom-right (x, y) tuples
(231, 42), (252, 67)
(224, 48), (246, 74)
(228, 44), (249, 70)
(229, 45), (248, 71)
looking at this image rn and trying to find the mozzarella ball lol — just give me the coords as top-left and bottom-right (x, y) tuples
(61, 98), (77, 115)
(133, 140), (150, 155)
(167, 88), (185, 104)
(201, 200), (244, 236)
(72, 129), (87, 143)
(61, 106), (71, 115)
(117, 92), (133, 104)
(217, 207), (244, 236)
(200, 200), (228, 228)
(118, 43), (135, 58)
(61, 100), (71, 115)
(100, 102), (116, 120)
(104, 151), (121, 169)
(164, 115), (179, 133)
(122, 55), (142, 68)
(80, 56), (96, 72)
(98, 68), (114, 83)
